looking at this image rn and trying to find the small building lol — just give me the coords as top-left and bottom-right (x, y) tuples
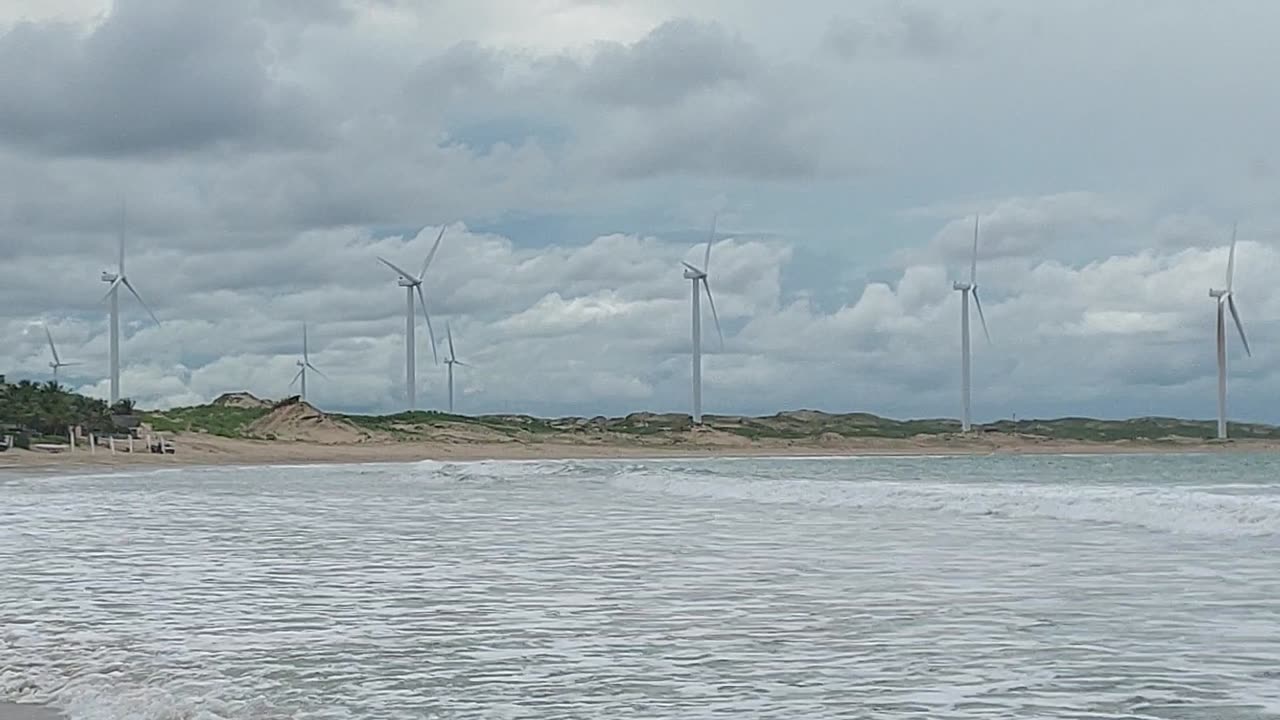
(111, 414), (144, 437)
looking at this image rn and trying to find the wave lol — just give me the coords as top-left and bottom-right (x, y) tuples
(608, 467), (1280, 538)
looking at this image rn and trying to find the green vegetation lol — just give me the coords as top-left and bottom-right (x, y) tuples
(0, 379), (121, 438)
(145, 404), (270, 438)
(984, 416), (1280, 442)
(337, 409), (563, 440)
(7, 377), (1280, 446)
(108, 400), (1280, 443)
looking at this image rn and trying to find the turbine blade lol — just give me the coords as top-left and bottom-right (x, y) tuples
(44, 324), (60, 364)
(420, 225), (447, 280)
(415, 284), (439, 364)
(306, 362), (329, 380)
(101, 276), (124, 302)
(1228, 295), (1251, 357)
(704, 213), (717, 271)
(377, 256), (417, 281)
(454, 360), (473, 368)
(702, 277), (725, 349)
(1227, 222), (1238, 292)
(446, 321), (456, 361)
(970, 215), (980, 286)
(290, 368), (304, 387)
(121, 277), (161, 326)
(972, 287), (991, 343)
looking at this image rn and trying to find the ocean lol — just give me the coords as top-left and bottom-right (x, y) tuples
(2, 454), (1279, 719)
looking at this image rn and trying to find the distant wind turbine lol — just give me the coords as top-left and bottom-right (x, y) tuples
(952, 215), (990, 433)
(443, 322), (471, 413)
(290, 323), (327, 400)
(378, 226), (447, 409)
(1209, 223), (1251, 440)
(682, 216), (724, 425)
(100, 201), (160, 405)
(43, 324), (79, 382)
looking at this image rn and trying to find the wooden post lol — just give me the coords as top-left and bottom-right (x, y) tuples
(128, 436), (134, 453)
(89, 434), (96, 454)
(69, 426), (76, 452)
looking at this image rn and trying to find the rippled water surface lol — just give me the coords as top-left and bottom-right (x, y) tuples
(3, 454), (1280, 719)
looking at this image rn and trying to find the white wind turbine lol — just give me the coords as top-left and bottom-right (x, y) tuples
(1209, 223), (1251, 440)
(43, 324), (79, 382)
(952, 215), (990, 432)
(378, 226), (447, 409)
(681, 216), (725, 425)
(290, 323), (327, 401)
(443, 322), (471, 413)
(100, 202), (160, 405)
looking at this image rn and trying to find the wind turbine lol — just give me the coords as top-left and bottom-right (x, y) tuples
(952, 215), (990, 433)
(378, 226), (447, 409)
(443, 322), (471, 413)
(681, 216), (724, 425)
(100, 201), (159, 405)
(43, 324), (79, 382)
(290, 323), (327, 401)
(1209, 223), (1251, 440)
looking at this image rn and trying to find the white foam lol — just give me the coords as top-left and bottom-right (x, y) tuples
(609, 468), (1280, 538)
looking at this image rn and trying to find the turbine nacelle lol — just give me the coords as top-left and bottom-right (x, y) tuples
(101, 271), (119, 283)
(952, 281), (973, 292)
(397, 276), (419, 288)
(682, 263), (707, 280)
(1209, 288), (1227, 299)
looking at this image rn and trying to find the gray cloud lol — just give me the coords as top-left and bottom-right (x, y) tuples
(4, 1), (1280, 423)
(824, 4), (962, 60)
(0, 0), (314, 156)
(576, 18), (760, 108)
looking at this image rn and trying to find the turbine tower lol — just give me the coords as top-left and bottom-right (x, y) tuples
(1209, 223), (1251, 440)
(43, 324), (79, 382)
(290, 323), (327, 401)
(378, 226), (447, 409)
(100, 202), (160, 405)
(443, 322), (470, 413)
(952, 215), (990, 432)
(681, 216), (724, 425)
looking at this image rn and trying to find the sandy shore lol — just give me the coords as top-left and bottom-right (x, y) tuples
(1, 431), (1275, 472)
(0, 703), (61, 720)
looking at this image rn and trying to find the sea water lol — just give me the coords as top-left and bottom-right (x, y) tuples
(2, 454), (1279, 719)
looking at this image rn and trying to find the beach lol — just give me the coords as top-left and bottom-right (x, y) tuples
(1, 429), (1275, 472)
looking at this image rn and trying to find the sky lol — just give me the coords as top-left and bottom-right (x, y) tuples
(2, 0), (1279, 422)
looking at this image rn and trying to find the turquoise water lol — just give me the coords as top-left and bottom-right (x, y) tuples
(2, 454), (1279, 718)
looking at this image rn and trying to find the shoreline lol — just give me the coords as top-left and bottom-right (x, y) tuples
(0, 703), (61, 720)
(2, 432), (1275, 473)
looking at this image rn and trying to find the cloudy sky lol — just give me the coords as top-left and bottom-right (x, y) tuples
(2, 0), (1279, 422)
